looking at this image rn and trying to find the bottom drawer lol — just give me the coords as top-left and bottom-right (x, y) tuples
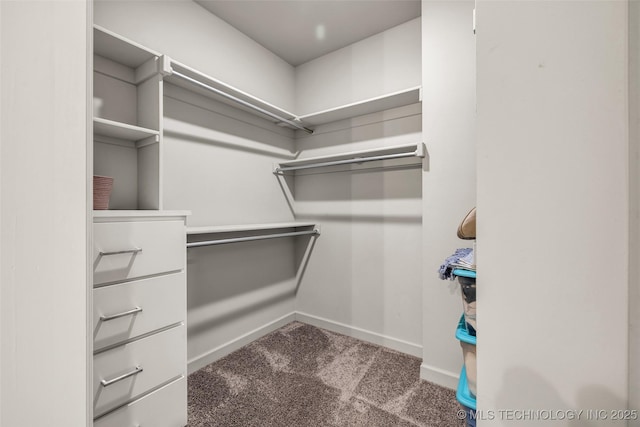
(94, 377), (187, 427)
(93, 325), (185, 417)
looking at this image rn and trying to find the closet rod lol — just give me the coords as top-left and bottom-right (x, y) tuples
(275, 150), (421, 173)
(170, 70), (314, 134)
(186, 229), (320, 248)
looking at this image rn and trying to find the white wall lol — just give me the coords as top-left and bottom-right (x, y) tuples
(0, 1), (89, 426)
(476, 1), (629, 420)
(161, 84), (299, 372)
(94, 0), (296, 112)
(293, 105), (423, 356)
(295, 17), (421, 116)
(421, 1), (476, 389)
(289, 4), (423, 356)
(630, 0), (640, 419)
(162, 85), (296, 227)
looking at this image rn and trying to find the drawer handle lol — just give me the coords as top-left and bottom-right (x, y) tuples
(100, 366), (143, 387)
(99, 248), (142, 256)
(100, 307), (142, 322)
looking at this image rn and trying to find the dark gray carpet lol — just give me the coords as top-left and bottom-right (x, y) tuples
(188, 322), (463, 426)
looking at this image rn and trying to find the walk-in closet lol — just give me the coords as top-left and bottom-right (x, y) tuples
(0, 0), (636, 426)
(88, 1), (468, 424)
(93, 2), (436, 425)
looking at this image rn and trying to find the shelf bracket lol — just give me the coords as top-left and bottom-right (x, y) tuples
(159, 55), (173, 78)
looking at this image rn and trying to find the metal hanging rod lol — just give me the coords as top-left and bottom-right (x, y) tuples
(170, 70), (314, 134)
(275, 150), (421, 174)
(187, 229), (320, 248)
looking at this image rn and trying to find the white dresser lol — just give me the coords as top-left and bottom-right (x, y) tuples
(92, 211), (189, 427)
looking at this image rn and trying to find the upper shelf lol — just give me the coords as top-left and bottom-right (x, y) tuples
(95, 27), (422, 133)
(94, 25), (159, 68)
(296, 87), (422, 127)
(164, 58), (421, 133)
(164, 60), (305, 131)
(93, 117), (159, 143)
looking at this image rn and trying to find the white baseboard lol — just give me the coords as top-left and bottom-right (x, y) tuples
(187, 311), (449, 383)
(187, 312), (296, 374)
(294, 311), (422, 358)
(420, 362), (459, 390)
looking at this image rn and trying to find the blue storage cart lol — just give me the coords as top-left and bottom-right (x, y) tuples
(456, 314), (477, 397)
(453, 268), (476, 334)
(456, 366), (477, 427)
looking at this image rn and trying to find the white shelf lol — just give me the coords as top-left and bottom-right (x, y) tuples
(186, 222), (320, 248)
(94, 25), (159, 68)
(275, 143), (425, 173)
(93, 210), (191, 222)
(94, 117), (159, 143)
(187, 222), (317, 235)
(164, 60), (302, 130)
(296, 86), (422, 127)
(164, 59), (420, 132)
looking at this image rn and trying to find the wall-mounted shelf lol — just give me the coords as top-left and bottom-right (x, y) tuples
(94, 25), (160, 70)
(274, 143), (426, 174)
(187, 221), (317, 235)
(94, 117), (159, 143)
(295, 86), (422, 127)
(162, 58), (421, 134)
(94, 210), (190, 219)
(163, 60), (309, 132)
(186, 222), (320, 248)
(93, 25), (164, 210)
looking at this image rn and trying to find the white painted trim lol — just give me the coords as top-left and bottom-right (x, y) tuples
(294, 311), (422, 358)
(187, 311), (431, 377)
(187, 312), (296, 374)
(419, 362), (459, 390)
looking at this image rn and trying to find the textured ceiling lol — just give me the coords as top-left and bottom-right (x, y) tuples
(195, 0), (421, 66)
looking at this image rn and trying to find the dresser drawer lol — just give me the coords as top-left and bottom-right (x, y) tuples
(93, 272), (185, 351)
(93, 325), (186, 417)
(94, 377), (187, 427)
(93, 220), (185, 285)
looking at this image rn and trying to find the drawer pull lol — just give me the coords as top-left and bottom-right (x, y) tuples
(100, 306), (143, 322)
(99, 248), (142, 256)
(100, 366), (143, 387)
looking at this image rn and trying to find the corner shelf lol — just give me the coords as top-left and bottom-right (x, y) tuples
(274, 142), (425, 174)
(295, 86), (422, 127)
(163, 58), (421, 133)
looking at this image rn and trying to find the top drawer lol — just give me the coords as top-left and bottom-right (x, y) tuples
(93, 220), (185, 285)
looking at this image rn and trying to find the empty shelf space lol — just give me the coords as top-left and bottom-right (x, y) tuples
(295, 87), (422, 127)
(94, 117), (159, 142)
(274, 143), (426, 173)
(94, 25), (159, 68)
